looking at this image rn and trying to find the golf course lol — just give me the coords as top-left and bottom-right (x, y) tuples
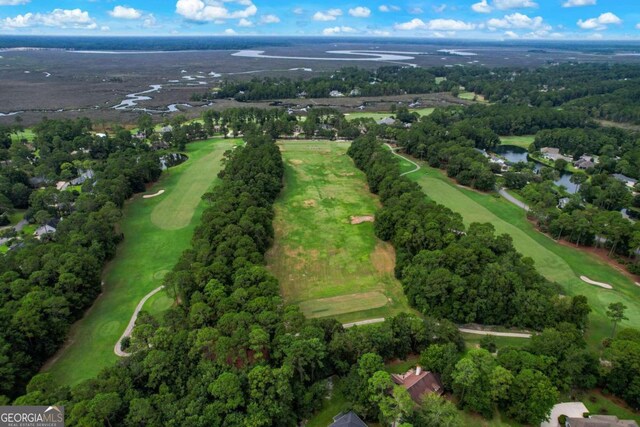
(44, 137), (239, 385)
(266, 141), (411, 323)
(391, 148), (640, 348)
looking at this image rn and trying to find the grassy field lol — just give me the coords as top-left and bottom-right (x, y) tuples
(266, 141), (411, 323)
(499, 135), (535, 149)
(345, 108), (434, 122)
(44, 138), (238, 386)
(391, 152), (640, 350)
(459, 92), (487, 102)
(11, 128), (35, 143)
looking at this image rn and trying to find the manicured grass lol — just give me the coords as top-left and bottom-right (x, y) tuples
(435, 76), (447, 84)
(579, 390), (640, 422)
(306, 380), (351, 427)
(266, 141), (412, 323)
(8, 210), (25, 225)
(499, 135), (535, 150)
(393, 153), (640, 350)
(44, 138), (237, 386)
(11, 128), (35, 143)
(345, 108), (434, 122)
(459, 92), (487, 102)
(151, 138), (241, 230)
(461, 333), (528, 353)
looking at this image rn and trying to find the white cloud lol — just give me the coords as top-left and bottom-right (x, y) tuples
(488, 13), (549, 30)
(176, 0), (257, 22)
(3, 8), (97, 29)
(322, 25), (356, 35)
(101, 25), (110, 31)
(563, 0), (596, 6)
(348, 7), (370, 18)
(0, 0), (30, 5)
(394, 18), (476, 31)
(293, 7), (304, 14)
(312, 8), (342, 21)
(379, 5), (400, 12)
(370, 29), (391, 36)
(587, 32), (603, 39)
(109, 6), (142, 20)
(224, 28), (236, 35)
(260, 14), (279, 23)
(433, 4), (447, 13)
(577, 12), (621, 30)
(409, 7), (423, 14)
(472, 0), (492, 13)
(504, 30), (519, 38)
(493, 0), (538, 10)
(238, 17), (253, 26)
(143, 14), (157, 27)
(636, 23), (640, 30)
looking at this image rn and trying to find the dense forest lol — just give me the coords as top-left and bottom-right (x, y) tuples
(348, 135), (591, 330)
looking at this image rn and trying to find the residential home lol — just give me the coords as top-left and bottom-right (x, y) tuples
(541, 147), (573, 163)
(70, 169), (95, 186)
(159, 125), (173, 134)
(34, 224), (56, 239)
(565, 415), (639, 427)
(376, 117), (396, 126)
(612, 174), (638, 189)
(329, 90), (345, 98)
(574, 155), (597, 170)
(329, 411), (368, 427)
(558, 197), (571, 209)
(56, 181), (70, 191)
(391, 367), (443, 403)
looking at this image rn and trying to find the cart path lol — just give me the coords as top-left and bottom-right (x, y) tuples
(114, 285), (165, 357)
(385, 143), (420, 176)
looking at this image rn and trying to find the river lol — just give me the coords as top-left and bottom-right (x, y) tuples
(493, 145), (578, 194)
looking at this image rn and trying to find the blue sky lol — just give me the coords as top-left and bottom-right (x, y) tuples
(1, 0), (639, 40)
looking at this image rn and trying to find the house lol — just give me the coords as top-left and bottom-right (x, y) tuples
(29, 176), (49, 188)
(159, 125), (173, 134)
(376, 117), (396, 126)
(133, 131), (146, 140)
(95, 133), (107, 138)
(56, 181), (69, 191)
(574, 155), (598, 170)
(329, 90), (345, 98)
(612, 174), (638, 189)
(541, 147), (573, 163)
(391, 367), (443, 403)
(558, 197), (571, 209)
(566, 415), (639, 427)
(34, 224), (56, 239)
(70, 169), (95, 186)
(329, 411), (368, 427)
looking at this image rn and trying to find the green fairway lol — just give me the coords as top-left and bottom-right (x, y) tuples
(345, 108), (434, 122)
(499, 135), (535, 149)
(44, 138), (237, 385)
(392, 152), (640, 349)
(266, 141), (411, 323)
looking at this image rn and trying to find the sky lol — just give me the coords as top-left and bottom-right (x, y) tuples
(0, 0), (640, 40)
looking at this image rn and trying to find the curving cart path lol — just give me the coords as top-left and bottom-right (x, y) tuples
(114, 285), (165, 357)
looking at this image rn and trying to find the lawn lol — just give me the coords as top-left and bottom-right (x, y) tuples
(266, 141), (412, 323)
(391, 152), (640, 350)
(499, 135), (535, 150)
(459, 92), (487, 102)
(43, 138), (238, 386)
(345, 108), (434, 122)
(11, 128), (35, 143)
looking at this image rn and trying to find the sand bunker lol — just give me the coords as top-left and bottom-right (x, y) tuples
(303, 199), (317, 208)
(350, 215), (375, 225)
(143, 189), (165, 199)
(580, 275), (613, 289)
(636, 282), (640, 287)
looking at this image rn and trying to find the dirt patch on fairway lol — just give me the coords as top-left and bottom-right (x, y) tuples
(580, 275), (613, 289)
(289, 159), (303, 165)
(371, 242), (396, 274)
(339, 172), (355, 177)
(303, 199), (317, 208)
(351, 215), (374, 224)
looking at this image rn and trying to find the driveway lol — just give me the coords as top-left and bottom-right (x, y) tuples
(541, 402), (588, 427)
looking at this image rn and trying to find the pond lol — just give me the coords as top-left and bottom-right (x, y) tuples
(493, 145), (578, 194)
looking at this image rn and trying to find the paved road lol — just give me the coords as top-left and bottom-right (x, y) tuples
(343, 318), (386, 328)
(458, 328), (531, 338)
(114, 285), (165, 357)
(498, 188), (530, 212)
(343, 318), (532, 338)
(384, 144), (420, 176)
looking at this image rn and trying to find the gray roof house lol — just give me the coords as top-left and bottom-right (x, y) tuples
(566, 415), (639, 427)
(34, 224), (56, 239)
(376, 117), (396, 126)
(612, 174), (638, 188)
(329, 411), (368, 427)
